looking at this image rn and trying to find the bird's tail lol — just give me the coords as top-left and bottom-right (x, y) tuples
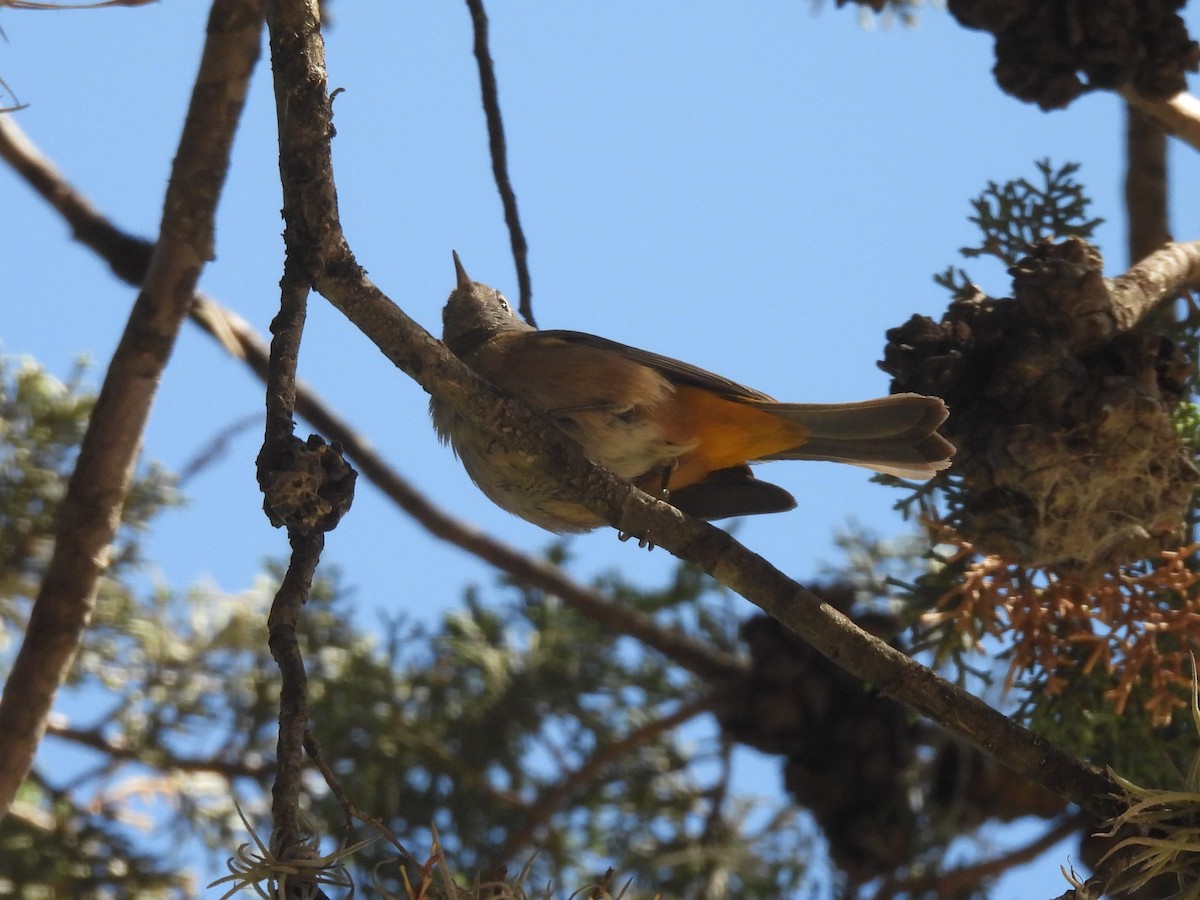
(756, 393), (954, 480)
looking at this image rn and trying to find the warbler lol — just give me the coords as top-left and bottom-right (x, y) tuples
(431, 253), (953, 533)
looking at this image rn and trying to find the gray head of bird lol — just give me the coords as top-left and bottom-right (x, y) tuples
(442, 251), (531, 356)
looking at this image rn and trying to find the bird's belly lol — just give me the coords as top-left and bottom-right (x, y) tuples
(430, 404), (605, 532)
(554, 408), (696, 480)
(431, 401), (694, 532)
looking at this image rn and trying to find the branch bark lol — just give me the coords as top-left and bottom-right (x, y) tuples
(1107, 240), (1200, 331)
(267, 531), (323, 862)
(1120, 88), (1200, 154)
(463, 0), (534, 325)
(0, 0), (264, 817)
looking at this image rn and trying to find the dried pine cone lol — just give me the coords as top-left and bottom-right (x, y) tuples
(949, 0), (1199, 109)
(718, 601), (921, 882)
(882, 238), (1198, 573)
(718, 594), (1070, 883)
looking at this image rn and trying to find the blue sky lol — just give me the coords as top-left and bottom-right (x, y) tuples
(3, 1), (1199, 895)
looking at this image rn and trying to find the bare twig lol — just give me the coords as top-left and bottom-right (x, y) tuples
(178, 412), (261, 486)
(256, 253), (311, 495)
(463, 0), (534, 325)
(304, 728), (412, 859)
(267, 532), (323, 864)
(259, 0), (361, 883)
(0, 0), (264, 817)
(305, 729), (364, 837)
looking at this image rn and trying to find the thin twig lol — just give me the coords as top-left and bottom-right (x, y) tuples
(255, 251), (317, 514)
(267, 531), (323, 862)
(304, 729), (412, 858)
(304, 729), (361, 837)
(178, 412), (261, 486)
(464, 0), (534, 325)
(0, 0), (264, 817)
(261, 3), (360, 881)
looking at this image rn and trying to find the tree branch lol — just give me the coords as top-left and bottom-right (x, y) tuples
(1106, 240), (1200, 331)
(261, 3), (360, 883)
(1124, 103), (1170, 267)
(267, 531), (323, 863)
(256, 252), (310, 498)
(0, 0), (264, 818)
(881, 811), (1088, 899)
(1120, 88), (1200, 154)
(45, 722), (274, 780)
(303, 728), (412, 858)
(463, 0), (534, 325)
(0, 115), (152, 283)
(262, 0), (1125, 823)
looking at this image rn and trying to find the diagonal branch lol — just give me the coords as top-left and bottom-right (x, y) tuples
(0, 0), (265, 818)
(463, 0), (534, 325)
(0, 115), (153, 284)
(1120, 88), (1200, 154)
(262, 0), (1124, 823)
(45, 723), (274, 780)
(1106, 239), (1200, 330)
(880, 811), (1088, 899)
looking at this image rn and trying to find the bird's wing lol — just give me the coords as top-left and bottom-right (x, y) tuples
(536, 330), (777, 403)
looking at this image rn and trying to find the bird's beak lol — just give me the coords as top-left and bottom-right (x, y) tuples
(452, 250), (472, 291)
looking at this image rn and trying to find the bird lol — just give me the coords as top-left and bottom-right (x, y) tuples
(430, 253), (954, 534)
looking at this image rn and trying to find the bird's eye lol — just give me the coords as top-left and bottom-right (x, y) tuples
(498, 296), (510, 311)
